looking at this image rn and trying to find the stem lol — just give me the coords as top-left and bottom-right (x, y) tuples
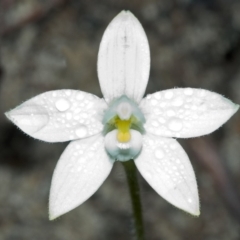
(122, 160), (145, 240)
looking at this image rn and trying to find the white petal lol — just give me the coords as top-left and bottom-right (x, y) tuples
(97, 11), (150, 103)
(105, 129), (142, 161)
(135, 134), (199, 215)
(49, 134), (113, 219)
(140, 88), (239, 138)
(5, 90), (107, 142)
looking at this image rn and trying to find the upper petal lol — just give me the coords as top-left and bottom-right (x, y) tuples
(5, 90), (107, 142)
(135, 134), (199, 215)
(97, 11), (150, 103)
(49, 134), (113, 220)
(140, 88), (239, 138)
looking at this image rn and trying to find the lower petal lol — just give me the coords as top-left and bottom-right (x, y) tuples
(49, 134), (113, 220)
(105, 129), (142, 161)
(134, 134), (200, 216)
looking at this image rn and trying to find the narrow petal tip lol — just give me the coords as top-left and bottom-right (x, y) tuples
(4, 111), (10, 120)
(48, 204), (69, 221)
(5, 105), (49, 135)
(234, 103), (239, 113)
(117, 10), (135, 20)
(49, 213), (57, 221)
(186, 198), (200, 217)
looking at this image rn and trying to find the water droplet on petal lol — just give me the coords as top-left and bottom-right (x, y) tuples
(65, 90), (72, 96)
(151, 99), (158, 106)
(170, 142), (178, 150)
(155, 147), (165, 159)
(164, 91), (173, 99)
(66, 112), (72, 120)
(167, 109), (175, 117)
(158, 117), (166, 124)
(184, 88), (193, 96)
(75, 125), (88, 138)
(52, 92), (57, 97)
(55, 98), (70, 112)
(151, 120), (159, 127)
(199, 90), (206, 97)
(146, 95), (151, 100)
(160, 102), (167, 108)
(76, 165), (82, 172)
(171, 97), (184, 106)
(76, 93), (84, 101)
(168, 118), (183, 132)
(154, 92), (161, 100)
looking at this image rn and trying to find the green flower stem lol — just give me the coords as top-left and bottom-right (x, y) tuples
(122, 160), (145, 240)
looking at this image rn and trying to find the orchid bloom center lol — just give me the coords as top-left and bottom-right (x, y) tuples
(116, 118), (131, 143)
(115, 102), (132, 143)
(103, 96), (145, 161)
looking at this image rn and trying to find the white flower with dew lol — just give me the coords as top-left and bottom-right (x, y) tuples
(5, 11), (239, 220)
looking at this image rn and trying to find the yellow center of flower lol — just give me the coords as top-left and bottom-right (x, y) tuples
(115, 118), (131, 143)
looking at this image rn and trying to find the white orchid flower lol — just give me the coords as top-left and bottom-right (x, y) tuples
(5, 11), (239, 220)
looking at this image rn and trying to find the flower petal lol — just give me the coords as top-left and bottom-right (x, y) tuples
(105, 129), (142, 161)
(140, 88), (239, 138)
(97, 10), (150, 103)
(5, 90), (107, 142)
(135, 134), (199, 215)
(49, 134), (113, 219)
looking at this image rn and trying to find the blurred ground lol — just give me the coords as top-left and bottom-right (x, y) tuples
(0, 0), (240, 239)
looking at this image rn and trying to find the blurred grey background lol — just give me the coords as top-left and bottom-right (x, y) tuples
(1, 0), (240, 239)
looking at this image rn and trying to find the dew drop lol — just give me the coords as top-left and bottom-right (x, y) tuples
(151, 120), (159, 127)
(75, 125), (88, 138)
(199, 90), (206, 97)
(168, 118), (183, 132)
(154, 147), (165, 159)
(156, 129), (161, 135)
(184, 88), (193, 96)
(167, 109), (175, 117)
(65, 90), (72, 96)
(171, 97), (183, 106)
(76, 93), (84, 101)
(151, 99), (158, 106)
(52, 92), (57, 97)
(66, 112), (72, 120)
(77, 166), (82, 172)
(154, 92), (161, 100)
(82, 113), (88, 118)
(160, 102), (167, 108)
(158, 117), (166, 124)
(170, 142), (178, 150)
(55, 98), (70, 112)
(164, 91), (173, 99)
(146, 95), (151, 100)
